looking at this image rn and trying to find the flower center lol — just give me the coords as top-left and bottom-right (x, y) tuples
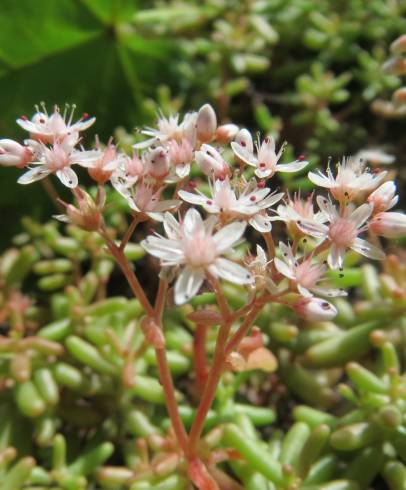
(328, 217), (357, 247)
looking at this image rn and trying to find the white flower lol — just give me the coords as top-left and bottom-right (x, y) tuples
(125, 183), (180, 221)
(141, 209), (253, 304)
(168, 138), (194, 179)
(0, 139), (33, 167)
(276, 192), (326, 237)
(367, 181), (398, 213)
(133, 111), (197, 150)
(16, 104), (95, 144)
(195, 144), (230, 179)
(369, 212), (406, 238)
(231, 131), (308, 179)
(17, 134), (99, 188)
(296, 196), (385, 269)
(247, 245), (278, 293)
(178, 178), (283, 232)
(78, 143), (124, 184)
(275, 242), (346, 298)
(354, 149), (395, 166)
(308, 157), (387, 201)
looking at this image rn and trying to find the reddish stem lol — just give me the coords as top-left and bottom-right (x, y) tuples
(188, 317), (233, 456)
(100, 231), (188, 454)
(194, 323), (209, 395)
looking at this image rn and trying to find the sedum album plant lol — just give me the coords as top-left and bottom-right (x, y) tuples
(1, 101), (406, 489)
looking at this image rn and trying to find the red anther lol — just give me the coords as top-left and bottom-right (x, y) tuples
(39, 118), (45, 124)
(264, 137), (270, 143)
(257, 181), (265, 188)
(206, 200), (213, 205)
(298, 154), (305, 161)
(82, 113), (89, 120)
(147, 228), (155, 235)
(250, 195), (256, 201)
(189, 180), (197, 189)
(259, 162), (266, 168)
(159, 151), (165, 157)
(372, 167), (382, 174)
(240, 141), (246, 147)
(20, 115), (28, 120)
(218, 175), (225, 181)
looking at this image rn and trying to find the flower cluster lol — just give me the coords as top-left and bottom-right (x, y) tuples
(2, 103), (406, 318)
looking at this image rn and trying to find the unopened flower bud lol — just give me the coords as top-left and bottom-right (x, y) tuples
(383, 58), (406, 76)
(0, 139), (33, 167)
(393, 87), (406, 105)
(293, 297), (337, 321)
(146, 146), (169, 179)
(215, 123), (239, 144)
(196, 104), (217, 143)
(369, 212), (406, 238)
(368, 181), (398, 213)
(56, 187), (105, 231)
(140, 316), (165, 349)
(195, 144), (230, 179)
(391, 34), (406, 55)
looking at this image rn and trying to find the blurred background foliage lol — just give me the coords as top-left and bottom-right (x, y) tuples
(1, 0), (406, 247)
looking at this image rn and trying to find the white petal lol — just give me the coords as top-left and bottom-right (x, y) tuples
(175, 163), (190, 179)
(351, 238), (385, 261)
(141, 236), (184, 264)
(279, 242), (295, 266)
(257, 192), (284, 209)
(254, 167), (273, 179)
(328, 244), (345, 270)
(132, 137), (158, 149)
(276, 159), (309, 173)
(152, 199), (180, 212)
(56, 168), (78, 188)
(298, 284), (313, 298)
(70, 117), (96, 132)
(230, 141), (257, 167)
(183, 208), (205, 235)
(308, 171), (332, 188)
(312, 286), (347, 298)
(235, 129), (254, 153)
(163, 213), (181, 239)
(249, 214), (272, 232)
(178, 190), (209, 206)
(350, 204), (372, 227)
(213, 221), (246, 253)
(316, 195), (338, 221)
(17, 166), (51, 184)
(274, 258), (295, 280)
(209, 258), (253, 285)
(296, 219), (329, 238)
(16, 119), (39, 133)
(174, 266), (205, 304)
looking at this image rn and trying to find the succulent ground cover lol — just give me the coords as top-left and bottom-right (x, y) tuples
(0, 95), (405, 490)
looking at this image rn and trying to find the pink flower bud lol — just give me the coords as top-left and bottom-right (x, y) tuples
(146, 146), (170, 179)
(369, 212), (406, 238)
(293, 297), (337, 321)
(391, 34), (406, 55)
(196, 104), (217, 143)
(140, 317), (165, 349)
(195, 144), (230, 179)
(215, 123), (239, 143)
(0, 139), (33, 168)
(368, 181), (398, 213)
